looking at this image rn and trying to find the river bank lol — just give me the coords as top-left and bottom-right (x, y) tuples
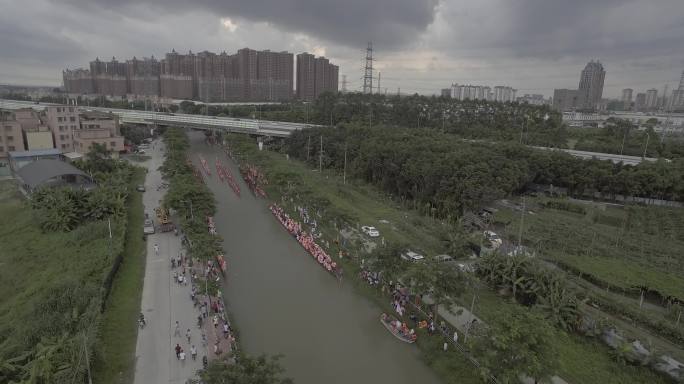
(188, 130), (445, 384)
(221, 132), (671, 384)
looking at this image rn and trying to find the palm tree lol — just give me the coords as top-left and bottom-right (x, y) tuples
(503, 253), (530, 300)
(535, 274), (579, 331)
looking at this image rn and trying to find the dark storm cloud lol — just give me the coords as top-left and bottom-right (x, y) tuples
(434, 0), (684, 61)
(1, 0), (683, 93)
(0, 7), (85, 64)
(60, 0), (440, 49)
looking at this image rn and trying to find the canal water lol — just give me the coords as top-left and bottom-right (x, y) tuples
(189, 131), (441, 384)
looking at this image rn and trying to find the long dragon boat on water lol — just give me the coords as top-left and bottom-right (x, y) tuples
(198, 155), (211, 176)
(215, 158), (241, 197)
(269, 203), (341, 278)
(380, 313), (416, 344)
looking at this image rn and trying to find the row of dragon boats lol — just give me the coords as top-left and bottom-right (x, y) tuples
(202, 145), (415, 344)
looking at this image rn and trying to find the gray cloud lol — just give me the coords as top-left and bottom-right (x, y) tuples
(430, 0), (684, 60)
(59, 0), (439, 50)
(0, 0), (682, 97)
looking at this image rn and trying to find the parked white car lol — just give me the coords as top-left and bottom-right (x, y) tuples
(484, 230), (503, 248)
(361, 225), (380, 238)
(143, 219), (155, 235)
(401, 250), (425, 262)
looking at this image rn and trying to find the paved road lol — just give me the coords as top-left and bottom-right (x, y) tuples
(133, 139), (204, 384)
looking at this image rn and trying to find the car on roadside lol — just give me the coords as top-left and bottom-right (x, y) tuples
(361, 225), (380, 238)
(136, 184), (146, 192)
(401, 250), (425, 262)
(434, 254), (455, 263)
(484, 230), (503, 248)
(143, 218), (155, 235)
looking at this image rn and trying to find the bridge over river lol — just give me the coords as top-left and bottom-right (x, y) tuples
(0, 99), (317, 137)
(0, 98), (665, 164)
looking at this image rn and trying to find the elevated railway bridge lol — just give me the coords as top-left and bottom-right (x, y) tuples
(0, 99), (666, 165)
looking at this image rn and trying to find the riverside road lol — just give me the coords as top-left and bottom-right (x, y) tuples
(133, 140), (204, 384)
(188, 130), (441, 384)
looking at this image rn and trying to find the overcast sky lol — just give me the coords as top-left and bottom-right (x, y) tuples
(1, 0), (683, 98)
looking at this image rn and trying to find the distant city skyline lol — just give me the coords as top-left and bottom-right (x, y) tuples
(62, 48), (338, 102)
(0, 0), (683, 98)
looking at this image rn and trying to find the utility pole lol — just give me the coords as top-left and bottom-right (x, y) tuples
(517, 197), (525, 249)
(519, 117), (526, 145)
(463, 293), (477, 343)
(369, 106), (372, 128)
(343, 143), (348, 185)
(83, 333), (93, 384)
(319, 135), (323, 173)
(307, 136), (311, 161)
(377, 72), (381, 94)
(620, 130), (627, 155)
(363, 42), (374, 94)
(643, 132), (650, 158)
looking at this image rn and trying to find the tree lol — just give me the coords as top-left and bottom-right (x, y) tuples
(534, 273), (580, 331)
(470, 307), (559, 384)
(83, 142), (114, 174)
(194, 354), (293, 384)
(366, 243), (407, 282)
(402, 259), (466, 311)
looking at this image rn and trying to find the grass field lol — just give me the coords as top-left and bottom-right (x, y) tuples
(493, 198), (684, 301)
(227, 135), (671, 384)
(464, 285), (670, 384)
(92, 168), (147, 384)
(0, 181), (125, 381)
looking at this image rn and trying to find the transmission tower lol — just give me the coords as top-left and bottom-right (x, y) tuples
(363, 41), (374, 94)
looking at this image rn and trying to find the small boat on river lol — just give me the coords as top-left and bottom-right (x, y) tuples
(380, 313), (416, 344)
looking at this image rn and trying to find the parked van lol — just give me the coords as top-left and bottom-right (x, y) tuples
(401, 250), (425, 262)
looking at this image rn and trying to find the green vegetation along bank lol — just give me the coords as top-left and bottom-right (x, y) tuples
(27, 90), (684, 159)
(0, 148), (141, 383)
(225, 133), (670, 384)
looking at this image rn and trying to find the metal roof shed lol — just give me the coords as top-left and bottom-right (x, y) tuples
(15, 159), (94, 193)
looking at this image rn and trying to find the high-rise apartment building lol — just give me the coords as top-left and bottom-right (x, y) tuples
(493, 86), (517, 103)
(62, 68), (93, 95)
(552, 89), (579, 111)
(127, 57), (161, 97)
(517, 94), (549, 106)
(621, 88), (633, 110)
(296, 53), (338, 101)
(448, 84), (513, 102)
(645, 89), (658, 109)
(65, 47), (301, 102)
(635, 93), (647, 111)
(89, 57), (127, 97)
(577, 60), (606, 111)
(159, 50), (195, 100)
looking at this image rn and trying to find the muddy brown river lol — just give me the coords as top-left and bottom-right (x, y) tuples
(190, 131), (441, 384)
